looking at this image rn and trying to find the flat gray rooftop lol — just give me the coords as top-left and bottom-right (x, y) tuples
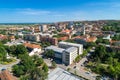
(65, 47), (77, 53)
(59, 41), (82, 47)
(45, 45), (65, 53)
(48, 67), (83, 80)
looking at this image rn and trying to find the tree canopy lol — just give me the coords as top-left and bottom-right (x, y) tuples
(13, 54), (49, 80)
(88, 45), (120, 80)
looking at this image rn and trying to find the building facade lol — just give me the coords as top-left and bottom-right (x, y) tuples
(24, 33), (40, 42)
(39, 24), (48, 32)
(62, 47), (78, 65)
(45, 46), (65, 59)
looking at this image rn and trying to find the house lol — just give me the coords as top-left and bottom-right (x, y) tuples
(72, 35), (97, 45)
(110, 40), (120, 46)
(58, 36), (69, 41)
(24, 43), (41, 56)
(0, 34), (7, 40)
(60, 29), (71, 35)
(9, 36), (15, 41)
(103, 34), (111, 41)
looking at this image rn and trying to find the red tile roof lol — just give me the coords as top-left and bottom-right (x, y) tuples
(61, 29), (71, 34)
(86, 36), (97, 42)
(9, 36), (15, 40)
(72, 35), (97, 42)
(0, 34), (7, 40)
(0, 70), (17, 80)
(24, 43), (41, 49)
(58, 36), (69, 41)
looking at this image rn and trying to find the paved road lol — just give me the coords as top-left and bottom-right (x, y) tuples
(67, 49), (98, 80)
(0, 59), (20, 72)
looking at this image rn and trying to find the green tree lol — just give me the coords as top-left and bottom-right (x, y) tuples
(45, 49), (54, 59)
(51, 61), (57, 68)
(75, 55), (81, 63)
(42, 63), (48, 72)
(12, 65), (24, 77)
(36, 58), (44, 66)
(0, 46), (7, 62)
(12, 53), (49, 79)
(20, 76), (29, 80)
(81, 50), (88, 57)
(30, 68), (48, 80)
(15, 45), (27, 57)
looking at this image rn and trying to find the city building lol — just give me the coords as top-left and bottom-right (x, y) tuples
(40, 34), (58, 45)
(62, 47), (78, 65)
(45, 45), (79, 65)
(24, 33), (40, 42)
(24, 42), (41, 56)
(68, 21), (74, 29)
(60, 29), (71, 35)
(39, 24), (48, 32)
(72, 35), (97, 44)
(55, 22), (68, 30)
(58, 41), (83, 55)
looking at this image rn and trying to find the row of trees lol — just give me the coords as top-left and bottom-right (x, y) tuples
(112, 34), (120, 40)
(4, 45), (27, 58)
(102, 22), (120, 32)
(0, 44), (7, 62)
(41, 41), (51, 48)
(88, 45), (120, 80)
(0, 43), (25, 63)
(96, 38), (110, 44)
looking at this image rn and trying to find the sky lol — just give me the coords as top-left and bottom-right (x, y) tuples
(0, 0), (120, 23)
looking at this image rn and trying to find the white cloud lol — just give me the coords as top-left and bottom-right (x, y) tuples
(17, 8), (51, 15)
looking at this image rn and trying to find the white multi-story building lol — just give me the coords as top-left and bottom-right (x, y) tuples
(39, 24), (48, 32)
(58, 41), (83, 55)
(45, 45), (80, 65)
(62, 47), (78, 65)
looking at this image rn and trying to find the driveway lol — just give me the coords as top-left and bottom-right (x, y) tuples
(0, 59), (20, 72)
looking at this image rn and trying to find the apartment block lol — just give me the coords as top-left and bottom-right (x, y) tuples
(24, 33), (40, 42)
(40, 34), (58, 45)
(39, 24), (48, 32)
